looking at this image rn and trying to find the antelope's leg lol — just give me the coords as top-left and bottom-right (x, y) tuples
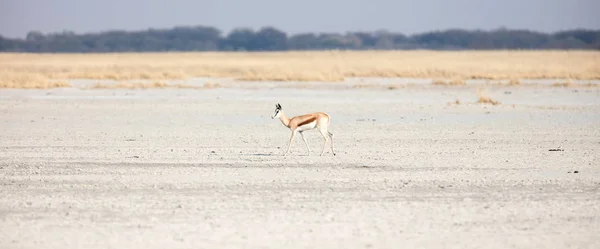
(328, 131), (336, 156)
(319, 129), (328, 156)
(284, 129), (297, 156)
(299, 131), (310, 156)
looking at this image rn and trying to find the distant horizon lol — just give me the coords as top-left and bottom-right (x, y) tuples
(2, 0), (598, 39)
(3, 24), (599, 39)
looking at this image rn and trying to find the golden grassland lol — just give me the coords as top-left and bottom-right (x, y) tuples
(1, 50), (599, 88)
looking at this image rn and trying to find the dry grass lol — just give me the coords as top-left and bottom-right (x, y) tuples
(432, 78), (467, 86)
(552, 80), (600, 88)
(0, 81), (72, 89)
(237, 70), (345, 82)
(478, 95), (501, 105)
(387, 84), (404, 90)
(507, 79), (522, 86)
(1, 51), (599, 88)
(352, 83), (406, 90)
(0, 74), (71, 89)
(447, 99), (462, 106)
(476, 89), (501, 105)
(89, 81), (218, 89)
(485, 78), (523, 87)
(0, 73), (72, 89)
(91, 81), (167, 89)
(552, 80), (575, 87)
(202, 82), (221, 89)
(583, 82), (600, 87)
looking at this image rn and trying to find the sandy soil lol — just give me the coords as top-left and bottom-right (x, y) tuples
(1, 85), (599, 249)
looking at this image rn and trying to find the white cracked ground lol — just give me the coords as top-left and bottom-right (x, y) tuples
(0, 84), (599, 249)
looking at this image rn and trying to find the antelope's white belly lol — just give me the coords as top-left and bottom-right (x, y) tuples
(297, 121), (317, 131)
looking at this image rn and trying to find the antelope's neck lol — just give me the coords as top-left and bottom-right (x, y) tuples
(279, 112), (291, 128)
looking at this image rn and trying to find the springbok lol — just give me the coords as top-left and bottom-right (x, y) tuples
(271, 103), (335, 156)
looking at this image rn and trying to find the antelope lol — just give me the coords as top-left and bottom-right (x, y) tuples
(271, 103), (335, 156)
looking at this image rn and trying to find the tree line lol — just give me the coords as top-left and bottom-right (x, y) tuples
(0, 26), (598, 52)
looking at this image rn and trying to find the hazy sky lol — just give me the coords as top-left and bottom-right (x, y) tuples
(1, 0), (599, 38)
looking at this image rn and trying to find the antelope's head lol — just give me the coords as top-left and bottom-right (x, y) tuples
(271, 103), (282, 119)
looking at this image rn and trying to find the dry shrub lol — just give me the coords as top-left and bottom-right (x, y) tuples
(431, 79), (446, 85)
(478, 95), (500, 105)
(477, 89), (501, 105)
